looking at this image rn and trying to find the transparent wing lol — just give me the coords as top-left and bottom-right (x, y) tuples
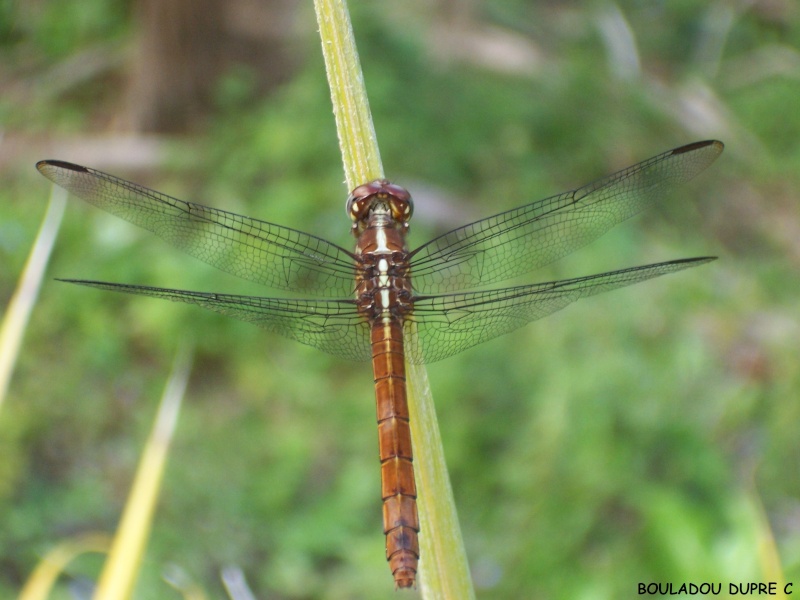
(59, 279), (372, 362)
(408, 141), (723, 293)
(38, 161), (358, 297)
(60, 257), (713, 363)
(404, 257), (715, 364)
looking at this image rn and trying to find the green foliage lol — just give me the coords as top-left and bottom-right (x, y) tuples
(2, 1), (799, 598)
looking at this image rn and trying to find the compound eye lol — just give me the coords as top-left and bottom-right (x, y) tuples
(382, 183), (413, 222)
(346, 181), (380, 222)
(389, 196), (413, 222)
(345, 195), (364, 222)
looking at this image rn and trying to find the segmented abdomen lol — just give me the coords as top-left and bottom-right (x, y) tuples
(371, 318), (420, 589)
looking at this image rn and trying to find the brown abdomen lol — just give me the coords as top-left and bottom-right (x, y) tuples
(372, 318), (420, 588)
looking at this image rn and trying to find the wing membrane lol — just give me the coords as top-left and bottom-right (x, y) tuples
(60, 256), (713, 364)
(405, 257), (715, 363)
(59, 279), (372, 362)
(38, 161), (358, 297)
(409, 141), (723, 293)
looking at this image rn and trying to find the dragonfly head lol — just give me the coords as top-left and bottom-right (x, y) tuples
(347, 179), (413, 235)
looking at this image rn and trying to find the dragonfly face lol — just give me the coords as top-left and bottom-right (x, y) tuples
(36, 139), (723, 588)
(347, 178), (413, 236)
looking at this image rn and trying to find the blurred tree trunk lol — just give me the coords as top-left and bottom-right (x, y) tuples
(124, 0), (301, 133)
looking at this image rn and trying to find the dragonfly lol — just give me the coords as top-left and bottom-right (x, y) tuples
(37, 139), (723, 588)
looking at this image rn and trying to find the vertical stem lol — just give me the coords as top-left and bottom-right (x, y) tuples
(314, 0), (383, 188)
(407, 357), (475, 599)
(313, 1), (474, 597)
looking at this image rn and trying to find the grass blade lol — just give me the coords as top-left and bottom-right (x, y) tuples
(0, 185), (66, 415)
(92, 345), (193, 600)
(407, 357), (475, 599)
(313, 1), (474, 595)
(750, 487), (787, 598)
(314, 0), (383, 187)
(18, 533), (110, 600)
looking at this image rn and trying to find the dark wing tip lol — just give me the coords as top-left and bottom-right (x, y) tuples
(680, 255), (718, 265)
(671, 140), (724, 155)
(36, 159), (89, 174)
(661, 255), (717, 266)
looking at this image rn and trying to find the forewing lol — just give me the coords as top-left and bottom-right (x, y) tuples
(60, 279), (372, 362)
(409, 141), (723, 293)
(405, 257), (715, 364)
(38, 161), (358, 297)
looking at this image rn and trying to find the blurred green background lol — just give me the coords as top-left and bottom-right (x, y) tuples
(2, 1), (800, 598)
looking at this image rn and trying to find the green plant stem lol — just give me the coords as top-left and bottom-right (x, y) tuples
(314, 0), (383, 188)
(407, 357), (474, 599)
(313, 1), (474, 597)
